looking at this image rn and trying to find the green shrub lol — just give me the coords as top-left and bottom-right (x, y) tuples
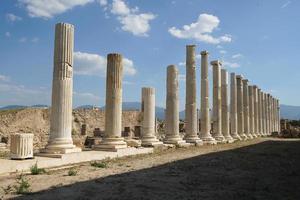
(14, 175), (31, 194)
(68, 168), (78, 176)
(30, 163), (46, 175)
(90, 161), (107, 168)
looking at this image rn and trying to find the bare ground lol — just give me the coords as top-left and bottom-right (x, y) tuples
(0, 137), (299, 200)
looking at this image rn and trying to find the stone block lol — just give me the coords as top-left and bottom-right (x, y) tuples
(10, 133), (34, 160)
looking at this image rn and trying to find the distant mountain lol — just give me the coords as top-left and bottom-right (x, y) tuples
(0, 105), (48, 110)
(280, 104), (300, 120)
(76, 105), (100, 109)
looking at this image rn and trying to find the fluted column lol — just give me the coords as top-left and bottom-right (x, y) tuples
(141, 87), (163, 147)
(277, 99), (281, 133)
(243, 79), (252, 139)
(184, 45), (202, 144)
(43, 23), (81, 155)
(272, 97), (276, 133)
(261, 92), (266, 136)
(221, 69), (234, 143)
(230, 73), (241, 140)
(248, 85), (257, 137)
(236, 75), (247, 140)
(257, 89), (262, 136)
(264, 93), (268, 136)
(94, 53), (127, 151)
(211, 61), (226, 143)
(270, 96), (274, 133)
(200, 51), (216, 144)
(267, 94), (271, 135)
(253, 86), (259, 136)
(164, 65), (187, 145)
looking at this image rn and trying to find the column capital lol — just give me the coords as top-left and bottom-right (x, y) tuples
(210, 60), (222, 66)
(236, 75), (244, 80)
(200, 50), (209, 55)
(242, 79), (249, 84)
(186, 44), (196, 48)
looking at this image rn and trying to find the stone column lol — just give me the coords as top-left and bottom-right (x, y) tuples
(253, 86), (259, 136)
(184, 45), (202, 144)
(236, 75), (248, 140)
(230, 73), (241, 140)
(221, 69), (234, 143)
(264, 93), (268, 135)
(200, 51), (216, 144)
(10, 133), (34, 159)
(257, 89), (262, 136)
(141, 87), (163, 147)
(243, 79), (252, 139)
(277, 99), (281, 133)
(270, 96), (274, 133)
(248, 86), (257, 137)
(43, 23), (81, 155)
(272, 97), (276, 133)
(267, 94), (271, 135)
(261, 92), (266, 136)
(211, 61), (226, 143)
(94, 53), (127, 151)
(164, 65), (187, 145)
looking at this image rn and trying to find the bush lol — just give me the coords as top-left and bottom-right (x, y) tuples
(30, 163), (46, 175)
(14, 175), (31, 194)
(91, 161), (107, 168)
(68, 168), (78, 176)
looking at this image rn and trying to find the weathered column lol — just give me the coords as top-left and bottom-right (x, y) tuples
(248, 85), (257, 137)
(200, 51), (216, 144)
(43, 23), (81, 155)
(164, 65), (187, 145)
(243, 79), (252, 139)
(141, 87), (163, 147)
(272, 97), (276, 133)
(263, 93), (268, 136)
(257, 88), (262, 136)
(184, 45), (203, 144)
(266, 94), (271, 135)
(265, 93), (270, 135)
(270, 96), (274, 133)
(94, 53), (127, 151)
(221, 69), (234, 143)
(253, 86), (259, 136)
(277, 99), (281, 133)
(10, 133), (34, 159)
(230, 73), (241, 140)
(261, 92), (266, 136)
(211, 61), (226, 143)
(236, 75), (248, 140)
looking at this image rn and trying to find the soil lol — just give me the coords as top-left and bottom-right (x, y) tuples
(0, 137), (299, 200)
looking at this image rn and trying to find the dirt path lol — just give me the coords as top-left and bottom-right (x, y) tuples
(0, 138), (299, 200)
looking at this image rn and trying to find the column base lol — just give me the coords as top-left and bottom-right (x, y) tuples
(39, 138), (82, 157)
(184, 135), (203, 145)
(231, 134), (242, 141)
(251, 133), (258, 138)
(224, 136), (235, 143)
(213, 135), (227, 144)
(239, 133), (248, 140)
(93, 137), (127, 152)
(256, 133), (262, 137)
(200, 135), (217, 145)
(163, 135), (190, 147)
(141, 136), (163, 147)
(246, 134), (253, 139)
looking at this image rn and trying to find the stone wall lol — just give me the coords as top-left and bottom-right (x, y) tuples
(0, 108), (142, 150)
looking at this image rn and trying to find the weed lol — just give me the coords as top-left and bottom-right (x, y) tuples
(14, 175), (31, 194)
(30, 163), (46, 175)
(90, 161), (107, 168)
(68, 168), (78, 176)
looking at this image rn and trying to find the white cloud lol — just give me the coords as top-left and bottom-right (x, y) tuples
(31, 37), (39, 43)
(73, 91), (101, 101)
(0, 75), (10, 82)
(220, 50), (227, 54)
(168, 13), (232, 44)
(222, 61), (240, 68)
(216, 45), (223, 49)
(281, 1), (291, 8)
(5, 32), (11, 37)
(178, 62), (185, 66)
(98, 0), (107, 6)
(19, 37), (27, 42)
(73, 51), (137, 76)
(100, 0), (156, 36)
(232, 53), (243, 59)
(6, 13), (22, 22)
(18, 0), (93, 18)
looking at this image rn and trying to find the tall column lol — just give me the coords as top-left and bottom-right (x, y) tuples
(264, 93), (269, 136)
(267, 94), (271, 135)
(248, 86), (257, 137)
(164, 65), (187, 145)
(200, 51), (216, 144)
(270, 96), (274, 133)
(43, 23), (81, 155)
(236, 75), (248, 140)
(277, 99), (281, 133)
(253, 86), (259, 136)
(257, 89), (262, 136)
(141, 88), (163, 147)
(272, 97), (276, 133)
(94, 53), (127, 151)
(243, 79), (252, 139)
(211, 61), (226, 143)
(230, 73), (241, 140)
(184, 45), (203, 144)
(261, 92), (266, 136)
(221, 69), (234, 143)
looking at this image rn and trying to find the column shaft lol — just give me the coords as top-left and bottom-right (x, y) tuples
(248, 86), (257, 137)
(236, 75), (247, 140)
(243, 79), (252, 139)
(230, 73), (241, 140)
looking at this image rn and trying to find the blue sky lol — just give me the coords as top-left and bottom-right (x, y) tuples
(0, 0), (299, 110)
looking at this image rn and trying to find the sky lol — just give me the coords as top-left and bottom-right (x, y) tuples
(0, 0), (299, 110)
